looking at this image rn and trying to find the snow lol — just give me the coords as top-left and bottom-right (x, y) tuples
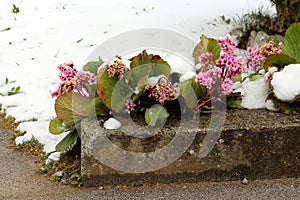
(103, 118), (122, 130)
(0, 0), (274, 158)
(179, 71), (197, 82)
(265, 99), (277, 111)
(240, 77), (269, 109)
(271, 64), (300, 101)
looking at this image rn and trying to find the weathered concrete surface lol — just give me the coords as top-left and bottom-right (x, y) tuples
(81, 109), (300, 186)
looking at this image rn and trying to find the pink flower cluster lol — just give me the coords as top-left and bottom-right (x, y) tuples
(199, 52), (214, 66)
(125, 99), (136, 114)
(52, 62), (97, 98)
(195, 35), (240, 97)
(216, 53), (245, 76)
(221, 78), (233, 95)
(57, 62), (77, 81)
(217, 34), (237, 55)
(246, 46), (265, 72)
(148, 77), (178, 105)
(75, 71), (97, 96)
(195, 67), (221, 89)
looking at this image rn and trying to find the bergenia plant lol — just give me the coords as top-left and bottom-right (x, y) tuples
(49, 58), (108, 152)
(191, 34), (247, 110)
(261, 22), (300, 113)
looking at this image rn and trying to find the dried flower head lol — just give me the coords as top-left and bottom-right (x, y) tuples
(51, 78), (76, 98)
(107, 58), (128, 79)
(257, 41), (282, 57)
(148, 77), (178, 105)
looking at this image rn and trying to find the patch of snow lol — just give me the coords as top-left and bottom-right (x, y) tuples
(241, 77), (269, 109)
(104, 118), (122, 130)
(46, 152), (62, 165)
(265, 99), (277, 111)
(147, 75), (165, 85)
(179, 71), (196, 82)
(271, 64), (300, 101)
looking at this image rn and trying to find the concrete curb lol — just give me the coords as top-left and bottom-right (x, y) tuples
(81, 109), (300, 187)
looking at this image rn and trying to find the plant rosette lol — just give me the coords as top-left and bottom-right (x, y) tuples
(231, 22), (300, 114)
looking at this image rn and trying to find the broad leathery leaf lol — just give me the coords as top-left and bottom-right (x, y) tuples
(85, 97), (108, 116)
(179, 78), (207, 109)
(55, 92), (90, 126)
(96, 66), (119, 110)
(280, 102), (295, 114)
(227, 94), (243, 109)
(129, 50), (171, 78)
(110, 78), (133, 112)
(83, 57), (104, 75)
(282, 23), (300, 62)
(55, 131), (78, 152)
(145, 105), (169, 126)
(130, 50), (151, 69)
(192, 35), (221, 65)
(248, 74), (264, 82)
(49, 117), (69, 135)
(263, 54), (297, 71)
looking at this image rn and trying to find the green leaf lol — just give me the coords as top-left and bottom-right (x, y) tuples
(263, 54), (297, 71)
(55, 131), (78, 152)
(96, 66), (119, 110)
(282, 22), (300, 62)
(55, 92), (90, 126)
(49, 117), (69, 135)
(130, 50), (151, 69)
(110, 78), (135, 112)
(8, 86), (21, 96)
(227, 94), (243, 109)
(179, 78), (207, 109)
(83, 57), (104, 75)
(248, 74), (264, 82)
(0, 27), (11, 32)
(76, 38), (83, 43)
(192, 35), (221, 64)
(85, 97), (108, 116)
(145, 105), (169, 126)
(280, 102), (295, 114)
(129, 50), (171, 78)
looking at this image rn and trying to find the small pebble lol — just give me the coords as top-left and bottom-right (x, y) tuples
(189, 150), (195, 155)
(242, 178), (249, 185)
(98, 186), (104, 190)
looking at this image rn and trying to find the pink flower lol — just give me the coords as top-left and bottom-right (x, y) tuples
(216, 54), (245, 76)
(217, 34), (237, 55)
(75, 71), (97, 96)
(246, 46), (265, 72)
(57, 61), (77, 81)
(145, 84), (153, 90)
(125, 99), (136, 114)
(221, 78), (233, 95)
(195, 67), (221, 89)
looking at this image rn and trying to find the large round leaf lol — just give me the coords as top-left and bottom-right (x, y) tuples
(282, 22), (300, 62)
(96, 66), (119, 109)
(179, 78), (207, 109)
(55, 92), (90, 126)
(192, 35), (220, 65)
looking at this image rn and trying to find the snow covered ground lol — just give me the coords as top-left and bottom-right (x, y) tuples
(0, 0), (274, 159)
